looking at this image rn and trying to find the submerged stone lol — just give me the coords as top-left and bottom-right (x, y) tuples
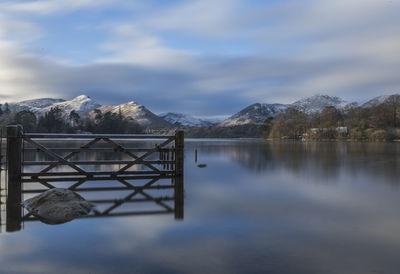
(22, 188), (94, 225)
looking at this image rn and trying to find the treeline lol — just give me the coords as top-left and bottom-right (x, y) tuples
(267, 95), (400, 141)
(184, 124), (266, 138)
(1, 95), (400, 141)
(0, 106), (143, 134)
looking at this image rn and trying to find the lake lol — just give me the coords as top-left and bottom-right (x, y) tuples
(1, 139), (400, 274)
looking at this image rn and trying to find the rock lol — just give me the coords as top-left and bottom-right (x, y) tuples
(22, 188), (94, 225)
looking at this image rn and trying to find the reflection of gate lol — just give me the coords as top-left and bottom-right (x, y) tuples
(5, 125), (184, 232)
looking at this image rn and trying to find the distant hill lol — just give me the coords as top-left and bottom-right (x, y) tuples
(4, 93), (399, 131)
(37, 95), (100, 117)
(219, 103), (289, 126)
(8, 98), (65, 112)
(5, 95), (100, 118)
(218, 94), (347, 127)
(159, 112), (216, 127)
(362, 94), (399, 108)
(89, 101), (172, 129)
(291, 94), (347, 113)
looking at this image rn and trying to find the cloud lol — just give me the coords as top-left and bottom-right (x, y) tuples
(0, 0), (118, 15)
(97, 23), (195, 68)
(143, 0), (241, 37)
(0, 0), (399, 115)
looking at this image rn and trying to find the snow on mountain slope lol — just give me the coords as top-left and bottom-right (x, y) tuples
(37, 95), (100, 117)
(362, 94), (399, 107)
(292, 94), (347, 113)
(219, 95), (349, 127)
(7, 93), (392, 130)
(90, 101), (172, 129)
(160, 112), (216, 127)
(17, 98), (65, 108)
(219, 103), (289, 127)
(8, 98), (65, 112)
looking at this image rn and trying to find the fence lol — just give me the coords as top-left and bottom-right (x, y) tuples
(4, 125), (184, 232)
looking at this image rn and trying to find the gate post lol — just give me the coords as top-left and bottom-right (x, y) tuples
(174, 130), (184, 219)
(6, 125), (23, 232)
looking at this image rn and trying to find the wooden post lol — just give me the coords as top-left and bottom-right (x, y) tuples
(6, 125), (23, 232)
(167, 149), (170, 170)
(174, 130), (184, 220)
(0, 128), (2, 171)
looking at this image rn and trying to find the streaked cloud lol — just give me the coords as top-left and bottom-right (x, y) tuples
(0, 0), (399, 116)
(0, 0), (118, 15)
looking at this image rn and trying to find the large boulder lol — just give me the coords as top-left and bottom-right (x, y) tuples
(22, 188), (94, 225)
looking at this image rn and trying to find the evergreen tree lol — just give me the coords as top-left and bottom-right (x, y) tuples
(37, 106), (69, 133)
(4, 103), (10, 114)
(90, 110), (142, 134)
(13, 110), (37, 132)
(258, 117), (274, 135)
(384, 95), (400, 128)
(69, 110), (80, 128)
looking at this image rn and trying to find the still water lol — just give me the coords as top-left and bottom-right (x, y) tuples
(1, 139), (400, 274)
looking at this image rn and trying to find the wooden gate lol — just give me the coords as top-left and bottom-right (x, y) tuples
(5, 125), (184, 231)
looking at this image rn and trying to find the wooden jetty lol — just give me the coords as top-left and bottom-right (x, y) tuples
(3, 125), (184, 232)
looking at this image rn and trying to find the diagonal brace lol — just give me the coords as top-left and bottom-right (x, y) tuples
(117, 137), (174, 173)
(101, 177), (160, 215)
(38, 138), (101, 173)
(24, 138), (89, 175)
(103, 138), (160, 172)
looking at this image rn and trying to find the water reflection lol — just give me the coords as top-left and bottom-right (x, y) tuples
(22, 188), (94, 225)
(2, 139), (184, 233)
(2, 177), (183, 232)
(2, 181), (183, 232)
(189, 139), (400, 185)
(1, 140), (400, 274)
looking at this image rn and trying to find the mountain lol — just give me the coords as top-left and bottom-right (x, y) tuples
(16, 98), (65, 109)
(5, 95), (99, 118)
(8, 98), (65, 112)
(90, 101), (172, 129)
(292, 94), (347, 113)
(219, 103), (289, 127)
(36, 95), (100, 117)
(218, 95), (349, 127)
(362, 94), (399, 108)
(160, 112), (216, 127)
(7, 93), (391, 130)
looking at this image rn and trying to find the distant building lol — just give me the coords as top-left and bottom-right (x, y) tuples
(310, 127), (348, 134)
(335, 127), (348, 133)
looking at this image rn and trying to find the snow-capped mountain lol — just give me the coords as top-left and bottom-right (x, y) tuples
(90, 101), (172, 129)
(5, 95), (98, 118)
(362, 94), (399, 107)
(160, 112), (216, 127)
(219, 103), (289, 127)
(292, 94), (347, 113)
(6, 93), (394, 130)
(36, 95), (100, 117)
(218, 95), (349, 127)
(16, 98), (65, 109)
(7, 98), (65, 112)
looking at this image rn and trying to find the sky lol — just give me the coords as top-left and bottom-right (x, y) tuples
(0, 0), (399, 117)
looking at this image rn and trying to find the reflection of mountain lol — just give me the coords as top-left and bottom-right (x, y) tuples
(186, 141), (400, 185)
